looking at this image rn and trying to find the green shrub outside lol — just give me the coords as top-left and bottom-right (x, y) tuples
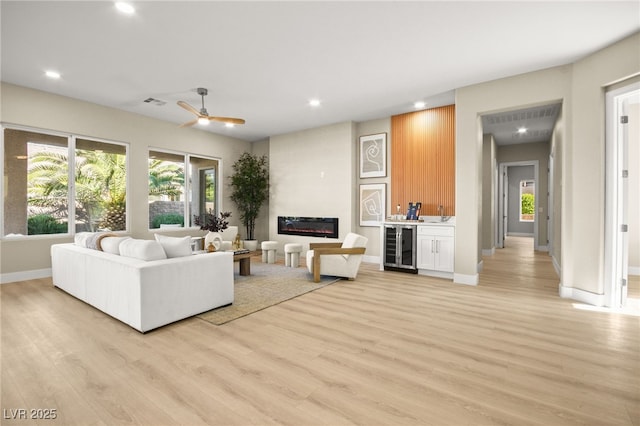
(151, 213), (184, 228)
(521, 193), (535, 215)
(28, 214), (68, 235)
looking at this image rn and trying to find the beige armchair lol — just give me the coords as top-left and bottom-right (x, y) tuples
(306, 233), (368, 283)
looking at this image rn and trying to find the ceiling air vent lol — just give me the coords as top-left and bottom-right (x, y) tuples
(143, 97), (167, 106)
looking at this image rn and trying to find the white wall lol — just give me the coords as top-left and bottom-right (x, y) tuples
(268, 121), (357, 253)
(0, 83), (251, 278)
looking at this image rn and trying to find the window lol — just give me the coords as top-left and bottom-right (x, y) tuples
(2, 127), (128, 237)
(520, 180), (535, 222)
(148, 149), (219, 229)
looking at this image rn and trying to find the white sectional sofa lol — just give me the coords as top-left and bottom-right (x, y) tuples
(51, 237), (234, 333)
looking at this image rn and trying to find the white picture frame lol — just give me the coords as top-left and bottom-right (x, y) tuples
(359, 183), (386, 226)
(359, 133), (387, 178)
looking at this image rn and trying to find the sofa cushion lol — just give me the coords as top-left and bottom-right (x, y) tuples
(75, 232), (107, 250)
(100, 236), (132, 255)
(119, 239), (167, 261)
(154, 234), (192, 258)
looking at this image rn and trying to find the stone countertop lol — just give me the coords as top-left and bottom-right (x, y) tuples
(383, 216), (456, 226)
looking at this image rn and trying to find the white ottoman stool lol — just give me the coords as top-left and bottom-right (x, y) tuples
(284, 243), (303, 268)
(261, 241), (278, 264)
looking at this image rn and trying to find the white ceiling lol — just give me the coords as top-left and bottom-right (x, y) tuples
(481, 102), (562, 146)
(1, 1), (639, 142)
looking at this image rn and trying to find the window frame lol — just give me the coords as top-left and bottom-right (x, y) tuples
(1, 124), (130, 239)
(147, 147), (222, 232)
(519, 179), (535, 223)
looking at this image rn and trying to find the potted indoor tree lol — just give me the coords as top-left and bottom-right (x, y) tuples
(229, 152), (269, 251)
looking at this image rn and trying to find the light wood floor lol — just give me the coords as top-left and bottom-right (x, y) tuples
(1, 237), (638, 425)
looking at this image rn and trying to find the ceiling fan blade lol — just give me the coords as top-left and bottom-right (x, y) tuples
(177, 100), (200, 116)
(208, 116), (246, 125)
(178, 118), (198, 128)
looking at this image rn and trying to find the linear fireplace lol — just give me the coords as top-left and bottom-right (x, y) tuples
(277, 216), (339, 239)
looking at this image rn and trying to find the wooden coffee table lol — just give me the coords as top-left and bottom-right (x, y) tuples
(232, 250), (258, 276)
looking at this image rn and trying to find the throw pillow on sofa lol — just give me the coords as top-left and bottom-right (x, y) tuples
(154, 234), (192, 258)
(119, 239), (167, 261)
(99, 236), (132, 255)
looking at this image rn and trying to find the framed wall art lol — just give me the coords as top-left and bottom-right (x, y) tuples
(359, 133), (387, 178)
(359, 183), (386, 226)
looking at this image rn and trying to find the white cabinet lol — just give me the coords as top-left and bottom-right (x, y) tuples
(417, 225), (454, 273)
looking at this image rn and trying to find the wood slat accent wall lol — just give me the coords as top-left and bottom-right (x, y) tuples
(391, 105), (455, 217)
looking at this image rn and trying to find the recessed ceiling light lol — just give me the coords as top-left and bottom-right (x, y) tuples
(45, 70), (61, 79)
(414, 101), (426, 109)
(517, 127), (528, 134)
(115, 2), (135, 14)
(309, 99), (321, 107)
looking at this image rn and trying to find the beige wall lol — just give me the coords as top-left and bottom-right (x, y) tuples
(456, 66), (570, 283)
(1, 83), (251, 277)
(268, 121), (357, 252)
(564, 33), (640, 294)
(549, 108), (564, 272)
(355, 118), (391, 259)
(482, 134), (496, 252)
(456, 31), (639, 292)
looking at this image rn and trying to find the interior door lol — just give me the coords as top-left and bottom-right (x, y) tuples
(616, 91), (632, 306)
(498, 164), (508, 248)
(605, 82), (639, 308)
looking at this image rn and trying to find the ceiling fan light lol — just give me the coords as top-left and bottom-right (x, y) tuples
(198, 117), (209, 125)
(225, 123), (235, 128)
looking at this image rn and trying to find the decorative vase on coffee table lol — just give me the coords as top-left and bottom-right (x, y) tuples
(243, 240), (258, 251)
(205, 232), (223, 251)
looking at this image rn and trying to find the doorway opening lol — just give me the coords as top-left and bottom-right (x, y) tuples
(604, 81), (640, 309)
(498, 161), (539, 250)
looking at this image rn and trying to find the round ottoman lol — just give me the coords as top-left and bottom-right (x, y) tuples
(284, 243), (303, 268)
(261, 241), (278, 263)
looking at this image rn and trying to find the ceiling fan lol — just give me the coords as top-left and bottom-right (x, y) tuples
(177, 88), (245, 128)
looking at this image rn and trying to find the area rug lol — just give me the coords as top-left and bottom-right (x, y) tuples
(197, 262), (340, 325)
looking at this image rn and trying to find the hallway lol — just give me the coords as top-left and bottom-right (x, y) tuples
(480, 236), (559, 294)
(480, 235), (640, 311)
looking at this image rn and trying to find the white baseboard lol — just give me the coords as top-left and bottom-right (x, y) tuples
(536, 245), (549, 252)
(629, 266), (640, 276)
(454, 272), (478, 286)
(507, 232), (534, 237)
(363, 255), (380, 265)
(477, 260), (484, 273)
(558, 283), (605, 306)
(482, 247), (495, 256)
(1, 268), (52, 284)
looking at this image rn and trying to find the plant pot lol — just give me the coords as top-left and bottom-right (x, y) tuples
(243, 240), (258, 251)
(205, 232), (223, 251)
